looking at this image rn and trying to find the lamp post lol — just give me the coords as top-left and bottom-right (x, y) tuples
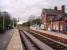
(2, 13), (5, 32)
(12, 18), (14, 28)
(50, 18), (52, 31)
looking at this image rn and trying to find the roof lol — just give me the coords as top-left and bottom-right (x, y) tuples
(55, 13), (67, 21)
(42, 8), (67, 21)
(63, 13), (67, 17)
(42, 8), (62, 15)
(55, 14), (62, 20)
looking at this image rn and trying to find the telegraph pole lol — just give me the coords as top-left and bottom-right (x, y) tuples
(3, 13), (4, 32)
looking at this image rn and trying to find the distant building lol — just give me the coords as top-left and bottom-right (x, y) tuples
(41, 5), (67, 33)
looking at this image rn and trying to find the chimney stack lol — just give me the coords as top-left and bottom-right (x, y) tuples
(54, 6), (57, 10)
(61, 5), (65, 13)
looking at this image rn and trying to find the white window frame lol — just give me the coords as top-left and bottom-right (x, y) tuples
(65, 17), (67, 20)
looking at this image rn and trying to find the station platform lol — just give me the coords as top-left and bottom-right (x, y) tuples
(6, 28), (23, 50)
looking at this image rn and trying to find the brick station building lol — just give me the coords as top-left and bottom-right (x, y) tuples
(41, 5), (67, 33)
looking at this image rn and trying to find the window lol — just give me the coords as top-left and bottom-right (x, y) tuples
(64, 26), (67, 31)
(65, 17), (67, 20)
(65, 17), (67, 22)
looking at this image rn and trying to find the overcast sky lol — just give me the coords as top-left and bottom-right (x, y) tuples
(0, 0), (67, 23)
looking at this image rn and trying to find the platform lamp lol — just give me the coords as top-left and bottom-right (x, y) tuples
(2, 12), (5, 32)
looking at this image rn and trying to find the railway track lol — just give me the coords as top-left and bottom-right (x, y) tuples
(19, 30), (53, 50)
(28, 31), (67, 50)
(20, 31), (40, 50)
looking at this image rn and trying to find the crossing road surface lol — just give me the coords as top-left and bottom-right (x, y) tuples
(0, 29), (13, 50)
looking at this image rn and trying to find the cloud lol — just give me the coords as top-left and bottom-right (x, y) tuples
(0, 0), (67, 23)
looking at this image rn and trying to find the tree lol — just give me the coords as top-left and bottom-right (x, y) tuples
(31, 18), (42, 26)
(22, 18), (42, 27)
(0, 11), (12, 31)
(11, 18), (17, 27)
(22, 21), (31, 27)
(0, 10), (17, 32)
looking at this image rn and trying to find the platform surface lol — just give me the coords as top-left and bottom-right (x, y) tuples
(6, 28), (23, 50)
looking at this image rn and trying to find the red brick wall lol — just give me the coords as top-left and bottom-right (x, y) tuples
(51, 20), (67, 33)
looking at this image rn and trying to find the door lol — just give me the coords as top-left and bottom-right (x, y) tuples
(65, 26), (67, 32)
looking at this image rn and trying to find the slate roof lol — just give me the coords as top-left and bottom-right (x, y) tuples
(63, 13), (67, 17)
(42, 8), (62, 15)
(55, 13), (67, 21)
(42, 8), (67, 21)
(55, 14), (62, 20)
